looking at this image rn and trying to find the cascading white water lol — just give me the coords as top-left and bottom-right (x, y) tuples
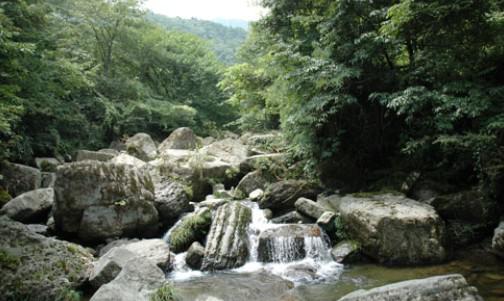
(166, 200), (343, 284)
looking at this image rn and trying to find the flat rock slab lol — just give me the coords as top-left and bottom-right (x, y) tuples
(337, 274), (483, 301)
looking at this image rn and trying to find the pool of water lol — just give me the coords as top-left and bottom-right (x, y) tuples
(285, 244), (504, 301)
(169, 243), (504, 301)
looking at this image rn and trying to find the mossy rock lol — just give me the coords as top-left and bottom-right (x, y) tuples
(0, 188), (12, 207)
(150, 283), (176, 301)
(169, 209), (212, 253)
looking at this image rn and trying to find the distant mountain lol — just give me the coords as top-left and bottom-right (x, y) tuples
(212, 18), (250, 30)
(146, 12), (248, 65)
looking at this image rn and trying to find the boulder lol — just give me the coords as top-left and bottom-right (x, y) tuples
(0, 188), (54, 223)
(75, 150), (116, 162)
(492, 221), (504, 258)
(109, 153), (147, 169)
(200, 136), (215, 146)
(430, 190), (500, 246)
(159, 127), (198, 152)
(154, 180), (192, 226)
(41, 172), (56, 188)
(91, 239), (173, 288)
(295, 197), (326, 220)
(0, 216), (93, 300)
(337, 274), (483, 301)
(98, 238), (140, 257)
(202, 202), (252, 270)
(168, 208), (212, 253)
(234, 171), (268, 199)
(284, 263), (317, 282)
(0, 162), (41, 197)
(53, 161), (158, 242)
(259, 180), (320, 213)
(35, 157), (60, 172)
(90, 247), (138, 288)
(327, 194), (446, 265)
(271, 211), (312, 224)
(213, 183), (233, 199)
(119, 239), (174, 271)
(258, 224), (324, 262)
(125, 133), (158, 161)
(186, 241), (205, 270)
(331, 240), (362, 263)
(200, 138), (248, 166)
(90, 259), (165, 301)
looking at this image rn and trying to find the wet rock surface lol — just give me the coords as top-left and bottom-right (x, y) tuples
(337, 274), (483, 301)
(201, 202), (252, 270)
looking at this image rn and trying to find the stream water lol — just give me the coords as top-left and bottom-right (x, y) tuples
(164, 201), (504, 301)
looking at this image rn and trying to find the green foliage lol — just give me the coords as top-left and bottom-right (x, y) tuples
(147, 12), (247, 65)
(223, 0), (504, 191)
(0, 0), (239, 164)
(0, 188), (12, 207)
(150, 283), (176, 301)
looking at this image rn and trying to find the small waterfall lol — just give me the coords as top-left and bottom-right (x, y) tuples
(167, 200), (343, 284)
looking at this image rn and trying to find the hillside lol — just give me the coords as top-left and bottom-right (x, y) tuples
(146, 12), (248, 65)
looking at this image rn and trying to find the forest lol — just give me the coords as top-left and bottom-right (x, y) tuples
(1, 0), (504, 300)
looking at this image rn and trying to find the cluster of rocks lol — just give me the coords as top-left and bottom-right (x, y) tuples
(0, 127), (497, 301)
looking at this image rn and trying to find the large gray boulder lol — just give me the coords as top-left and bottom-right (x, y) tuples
(168, 208), (212, 253)
(158, 127), (198, 152)
(337, 274), (483, 301)
(202, 202), (252, 270)
(271, 210), (313, 224)
(234, 171), (268, 199)
(259, 180), (320, 213)
(75, 150), (116, 162)
(0, 188), (54, 223)
(295, 197), (326, 220)
(492, 221), (504, 258)
(200, 138), (248, 166)
(258, 224), (325, 262)
(90, 239), (173, 288)
(53, 161), (158, 242)
(90, 259), (166, 301)
(0, 162), (41, 197)
(154, 180), (192, 226)
(125, 133), (158, 161)
(0, 216), (94, 300)
(327, 193), (446, 265)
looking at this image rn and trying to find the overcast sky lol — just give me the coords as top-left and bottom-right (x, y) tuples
(144, 0), (266, 21)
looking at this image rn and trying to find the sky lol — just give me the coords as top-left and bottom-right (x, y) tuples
(144, 0), (267, 21)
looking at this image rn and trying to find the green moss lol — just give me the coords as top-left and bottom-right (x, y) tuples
(0, 188), (12, 207)
(0, 249), (21, 270)
(169, 210), (211, 253)
(54, 287), (81, 301)
(150, 283), (176, 301)
(40, 160), (57, 172)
